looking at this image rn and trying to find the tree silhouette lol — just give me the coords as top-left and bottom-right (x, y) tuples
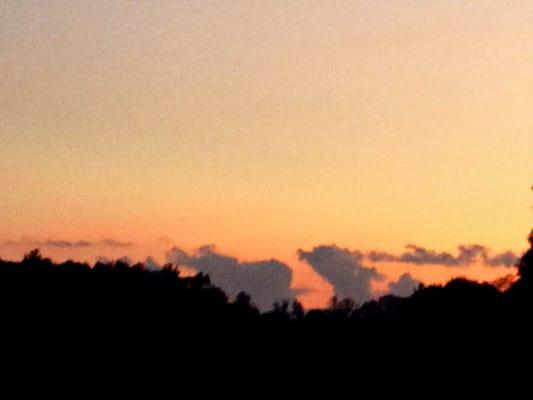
(0, 223), (532, 353)
(518, 229), (533, 280)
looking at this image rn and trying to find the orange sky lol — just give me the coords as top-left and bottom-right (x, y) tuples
(1, 1), (532, 308)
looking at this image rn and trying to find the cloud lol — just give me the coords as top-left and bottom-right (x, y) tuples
(101, 239), (134, 248)
(398, 244), (486, 266)
(144, 256), (162, 271)
(367, 250), (397, 263)
(388, 273), (421, 297)
(44, 240), (93, 248)
(297, 245), (383, 303)
(485, 251), (519, 267)
(166, 245), (300, 311)
(367, 244), (517, 267)
(456, 245), (490, 265)
(3, 238), (134, 248)
(117, 255), (133, 265)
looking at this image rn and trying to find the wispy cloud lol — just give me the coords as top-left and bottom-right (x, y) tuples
(485, 251), (518, 267)
(3, 238), (135, 249)
(367, 244), (519, 267)
(44, 240), (93, 248)
(100, 239), (134, 248)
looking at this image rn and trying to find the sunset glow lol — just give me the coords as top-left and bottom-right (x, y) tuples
(1, 1), (531, 308)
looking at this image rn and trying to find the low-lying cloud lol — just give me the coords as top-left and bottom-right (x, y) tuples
(44, 240), (93, 248)
(3, 238), (134, 249)
(297, 245), (383, 304)
(388, 273), (422, 297)
(297, 242), (518, 303)
(99, 239), (134, 248)
(3, 235), (520, 309)
(368, 244), (518, 267)
(144, 256), (163, 272)
(485, 251), (518, 267)
(166, 245), (301, 311)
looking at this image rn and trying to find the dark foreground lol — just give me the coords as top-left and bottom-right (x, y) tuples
(1, 231), (533, 372)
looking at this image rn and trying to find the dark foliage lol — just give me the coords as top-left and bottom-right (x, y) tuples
(1, 229), (532, 362)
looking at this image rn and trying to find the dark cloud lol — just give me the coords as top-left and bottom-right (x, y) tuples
(44, 240), (92, 248)
(367, 250), (397, 263)
(398, 244), (485, 266)
(95, 255), (110, 263)
(297, 245), (383, 303)
(101, 239), (134, 248)
(486, 251), (519, 267)
(455, 245), (489, 265)
(388, 273), (421, 297)
(144, 256), (162, 271)
(166, 245), (300, 311)
(117, 256), (133, 265)
(366, 244), (516, 267)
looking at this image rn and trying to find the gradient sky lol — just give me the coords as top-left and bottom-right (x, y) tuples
(1, 1), (532, 308)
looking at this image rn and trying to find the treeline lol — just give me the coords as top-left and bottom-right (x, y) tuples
(0, 230), (532, 353)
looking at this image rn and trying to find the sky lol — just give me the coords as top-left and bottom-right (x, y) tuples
(1, 1), (532, 308)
